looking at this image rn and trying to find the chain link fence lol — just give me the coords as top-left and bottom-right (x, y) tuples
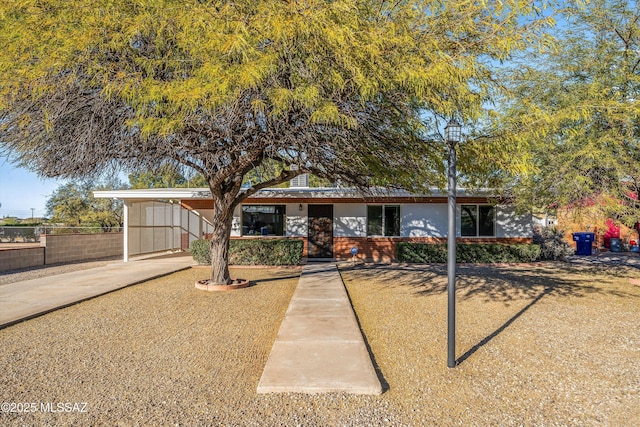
(0, 226), (123, 243)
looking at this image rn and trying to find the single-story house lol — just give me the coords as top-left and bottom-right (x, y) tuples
(94, 179), (532, 262)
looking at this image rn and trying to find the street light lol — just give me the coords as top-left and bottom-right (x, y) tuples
(444, 118), (461, 368)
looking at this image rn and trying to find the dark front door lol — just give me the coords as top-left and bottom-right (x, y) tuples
(308, 205), (334, 258)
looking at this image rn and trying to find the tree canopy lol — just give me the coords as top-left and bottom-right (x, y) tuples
(0, 0), (554, 283)
(492, 0), (640, 226)
(128, 164), (208, 189)
(46, 179), (125, 231)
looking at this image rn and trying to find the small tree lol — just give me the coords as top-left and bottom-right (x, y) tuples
(47, 180), (124, 231)
(1, 1), (552, 284)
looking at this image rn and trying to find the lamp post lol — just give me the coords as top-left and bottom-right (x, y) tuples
(444, 119), (461, 368)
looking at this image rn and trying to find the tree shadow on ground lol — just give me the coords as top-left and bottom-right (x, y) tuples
(340, 262), (639, 365)
(340, 262), (638, 303)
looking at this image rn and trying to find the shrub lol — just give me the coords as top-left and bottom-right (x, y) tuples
(532, 225), (574, 261)
(190, 238), (304, 266)
(397, 242), (540, 263)
(190, 239), (211, 265)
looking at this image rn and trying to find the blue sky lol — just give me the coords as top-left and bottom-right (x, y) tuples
(0, 159), (64, 219)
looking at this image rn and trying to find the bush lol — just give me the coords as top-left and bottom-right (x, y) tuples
(397, 242), (540, 263)
(190, 238), (304, 266)
(190, 239), (211, 265)
(532, 226), (574, 261)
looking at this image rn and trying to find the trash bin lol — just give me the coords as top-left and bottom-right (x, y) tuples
(610, 238), (621, 252)
(572, 232), (594, 255)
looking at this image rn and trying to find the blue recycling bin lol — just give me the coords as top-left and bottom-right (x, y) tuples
(609, 238), (621, 252)
(572, 232), (594, 255)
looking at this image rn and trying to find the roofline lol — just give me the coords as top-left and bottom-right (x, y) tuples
(93, 187), (497, 201)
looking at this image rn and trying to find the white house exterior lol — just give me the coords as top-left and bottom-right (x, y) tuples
(95, 186), (533, 262)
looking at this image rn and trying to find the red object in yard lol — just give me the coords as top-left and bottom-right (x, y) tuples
(603, 218), (621, 249)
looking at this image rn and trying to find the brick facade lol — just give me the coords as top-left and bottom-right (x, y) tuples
(334, 236), (533, 262)
(224, 235), (532, 263)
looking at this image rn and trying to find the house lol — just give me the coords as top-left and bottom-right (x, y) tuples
(94, 182), (532, 263)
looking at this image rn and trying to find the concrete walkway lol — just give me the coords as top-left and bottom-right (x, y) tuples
(0, 254), (194, 328)
(257, 264), (382, 395)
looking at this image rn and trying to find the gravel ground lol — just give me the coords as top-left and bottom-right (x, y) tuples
(0, 261), (638, 426)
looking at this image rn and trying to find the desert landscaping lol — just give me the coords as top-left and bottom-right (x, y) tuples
(1, 261), (638, 426)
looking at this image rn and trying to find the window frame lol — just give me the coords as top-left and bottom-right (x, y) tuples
(366, 204), (401, 237)
(460, 204), (496, 237)
(241, 204), (287, 236)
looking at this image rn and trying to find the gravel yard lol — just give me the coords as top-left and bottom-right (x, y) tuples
(1, 261), (639, 426)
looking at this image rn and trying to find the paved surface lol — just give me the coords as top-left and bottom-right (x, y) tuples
(0, 254), (194, 328)
(257, 263), (382, 395)
(567, 250), (640, 267)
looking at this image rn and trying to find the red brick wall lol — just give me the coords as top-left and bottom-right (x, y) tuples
(334, 236), (533, 262)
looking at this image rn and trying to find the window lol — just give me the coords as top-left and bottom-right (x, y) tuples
(242, 205), (286, 236)
(367, 205), (400, 236)
(461, 205), (495, 237)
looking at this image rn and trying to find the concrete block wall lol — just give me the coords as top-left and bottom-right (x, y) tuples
(0, 247), (45, 272)
(40, 233), (123, 265)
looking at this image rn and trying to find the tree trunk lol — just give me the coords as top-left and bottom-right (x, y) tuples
(208, 195), (235, 285)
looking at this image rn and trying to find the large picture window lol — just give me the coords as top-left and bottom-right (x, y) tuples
(461, 205), (495, 237)
(367, 205), (400, 236)
(242, 205), (286, 236)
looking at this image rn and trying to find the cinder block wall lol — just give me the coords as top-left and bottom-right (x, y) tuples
(40, 233), (123, 265)
(0, 247), (45, 272)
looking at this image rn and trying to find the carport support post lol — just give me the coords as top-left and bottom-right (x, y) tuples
(445, 119), (461, 368)
(123, 201), (129, 262)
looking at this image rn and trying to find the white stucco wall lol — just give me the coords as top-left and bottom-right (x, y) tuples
(401, 203), (449, 237)
(496, 205), (533, 238)
(230, 202), (532, 239)
(286, 203), (307, 237)
(333, 204), (367, 237)
(231, 205), (242, 237)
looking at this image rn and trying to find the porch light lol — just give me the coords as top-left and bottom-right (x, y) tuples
(444, 119), (461, 143)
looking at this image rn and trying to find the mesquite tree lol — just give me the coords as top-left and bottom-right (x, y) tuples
(0, 0), (552, 284)
(490, 0), (640, 226)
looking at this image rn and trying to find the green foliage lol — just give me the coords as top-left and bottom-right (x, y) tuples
(191, 239), (304, 266)
(0, 0), (556, 284)
(492, 0), (640, 226)
(229, 239), (304, 266)
(397, 243), (540, 263)
(532, 226), (575, 261)
(129, 165), (208, 189)
(190, 239), (211, 265)
(46, 179), (125, 231)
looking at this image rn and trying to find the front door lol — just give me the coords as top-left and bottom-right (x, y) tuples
(308, 205), (334, 258)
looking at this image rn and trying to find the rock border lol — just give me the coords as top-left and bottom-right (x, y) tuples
(195, 279), (250, 291)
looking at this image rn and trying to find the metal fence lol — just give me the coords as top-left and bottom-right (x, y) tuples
(0, 226), (123, 243)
